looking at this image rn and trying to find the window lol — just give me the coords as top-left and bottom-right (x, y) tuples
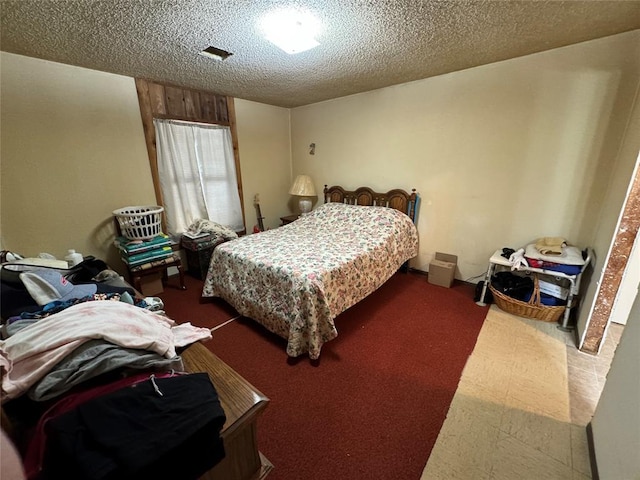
(153, 119), (244, 236)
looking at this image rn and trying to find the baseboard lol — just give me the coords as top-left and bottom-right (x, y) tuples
(407, 267), (477, 288)
(586, 422), (599, 480)
(408, 267), (427, 276)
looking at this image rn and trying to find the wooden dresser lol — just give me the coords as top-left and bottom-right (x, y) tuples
(1, 342), (272, 480)
(182, 342), (273, 480)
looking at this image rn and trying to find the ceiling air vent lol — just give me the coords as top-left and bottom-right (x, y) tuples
(199, 46), (233, 61)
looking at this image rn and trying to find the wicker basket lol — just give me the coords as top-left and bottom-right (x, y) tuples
(113, 206), (164, 240)
(489, 275), (565, 323)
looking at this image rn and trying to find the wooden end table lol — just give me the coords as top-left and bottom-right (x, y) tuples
(279, 214), (299, 226)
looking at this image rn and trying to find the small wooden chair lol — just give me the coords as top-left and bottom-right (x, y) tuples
(127, 252), (186, 292)
(113, 218), (186, 292)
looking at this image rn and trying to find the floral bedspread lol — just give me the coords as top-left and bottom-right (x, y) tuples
(201, 202), (419, 359)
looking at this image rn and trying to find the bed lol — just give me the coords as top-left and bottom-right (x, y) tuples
(201, 185), (419, 359)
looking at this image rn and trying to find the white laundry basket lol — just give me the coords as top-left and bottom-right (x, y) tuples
(113, 206), (164, 240)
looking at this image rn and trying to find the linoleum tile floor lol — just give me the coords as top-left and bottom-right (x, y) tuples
(421, 305), (624, 480)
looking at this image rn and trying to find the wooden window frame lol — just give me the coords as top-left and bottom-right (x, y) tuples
(134, 78), (246, 234)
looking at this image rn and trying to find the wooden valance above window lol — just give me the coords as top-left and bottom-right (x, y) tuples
(134, 78), (245, 233)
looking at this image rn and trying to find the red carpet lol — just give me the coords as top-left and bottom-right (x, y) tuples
(160, 271), (488, 480)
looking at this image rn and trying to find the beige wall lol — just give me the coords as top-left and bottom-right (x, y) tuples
(234, 99), (292, 231)
(591, 291), (640, 479)
(0, 52), (293, 272)
(0, 52), (155, 271)
(577, 94), (640, 341)
(290, 31), (640, 280)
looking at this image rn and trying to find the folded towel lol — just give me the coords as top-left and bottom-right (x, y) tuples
(535, 237), (566, 256)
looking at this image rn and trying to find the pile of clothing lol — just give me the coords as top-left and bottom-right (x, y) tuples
(0, 255), (225, 480)
(1, 256), (130, 320)
(490, 271), (534, 302)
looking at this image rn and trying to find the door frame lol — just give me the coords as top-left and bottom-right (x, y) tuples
(579, 152), (640, 354)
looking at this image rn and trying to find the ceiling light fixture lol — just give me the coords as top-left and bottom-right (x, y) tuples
(260, 8), (321, 54)
(199, 46), (233, 61)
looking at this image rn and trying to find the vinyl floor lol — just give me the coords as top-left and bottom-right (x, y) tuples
(421, 305), (624, 480)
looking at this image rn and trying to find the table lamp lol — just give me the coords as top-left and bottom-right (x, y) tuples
(289, 174), (316, 214)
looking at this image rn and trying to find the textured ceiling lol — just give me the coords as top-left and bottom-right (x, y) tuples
(1, 1), (639, 108)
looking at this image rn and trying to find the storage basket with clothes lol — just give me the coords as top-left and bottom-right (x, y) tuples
(478, 238), (592, 329)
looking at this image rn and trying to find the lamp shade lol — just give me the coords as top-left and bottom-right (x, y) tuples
(289, 175), (316, 196)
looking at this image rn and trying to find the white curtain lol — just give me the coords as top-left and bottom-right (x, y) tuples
(154, 119), (244, 235)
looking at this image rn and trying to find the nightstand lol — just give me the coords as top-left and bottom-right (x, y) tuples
(280, 214), (299, 226)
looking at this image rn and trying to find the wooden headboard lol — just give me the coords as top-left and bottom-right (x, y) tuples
(323, 185), (418, 222)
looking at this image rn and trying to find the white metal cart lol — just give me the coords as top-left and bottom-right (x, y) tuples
(476, 248), (593, 331)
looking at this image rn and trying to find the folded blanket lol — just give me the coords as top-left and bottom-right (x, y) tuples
(525, 243), (586, 266)
(535, 237), (566, 256)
